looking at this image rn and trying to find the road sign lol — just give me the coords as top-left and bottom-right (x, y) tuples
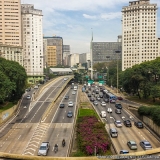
(88, 80), (94, 84)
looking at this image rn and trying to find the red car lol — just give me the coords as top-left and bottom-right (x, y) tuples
(117, 96), (123, 100)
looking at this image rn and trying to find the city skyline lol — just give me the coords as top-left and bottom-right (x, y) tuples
(22, 0), (160, 53)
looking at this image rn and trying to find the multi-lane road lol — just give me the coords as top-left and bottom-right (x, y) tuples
(85, 87), (160, 155)
(0, 76), (78, 157)
(0, 78), (159, 159)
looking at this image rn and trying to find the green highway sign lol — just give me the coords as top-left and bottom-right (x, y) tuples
(88, 80), (94, 84)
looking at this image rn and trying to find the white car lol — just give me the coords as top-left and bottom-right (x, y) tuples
(26, 95), (31, 99)
(114, 120), (122, 127)
(72, 91), (76, 95)
(68, 101), (74, 107)
(34, 85), (38, 89)
(107, 108), (112, 113)
(101, 101), (106, 106)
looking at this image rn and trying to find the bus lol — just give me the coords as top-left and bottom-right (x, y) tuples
(103, 90), (117, 100)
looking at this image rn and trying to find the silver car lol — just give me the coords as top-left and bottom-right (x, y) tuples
(114, 120), (122, 127)
(140, 140), (152, 150)
(38, 142), (49, 156)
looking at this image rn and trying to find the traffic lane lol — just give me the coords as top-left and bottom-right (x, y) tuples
(52, 95), (77, 123)
(40, 123), (73, 157)
(31, 102), (51, 123)
(0, 123), (38, 154)
(19, 101), (42, 123)
(110, 120), (158, 153)
(38, 79), (64, 101)
(48, 87), (62, 99)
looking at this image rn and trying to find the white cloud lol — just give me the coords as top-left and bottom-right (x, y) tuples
(83, 14), (97, 19)
(100, 12), (122, 20)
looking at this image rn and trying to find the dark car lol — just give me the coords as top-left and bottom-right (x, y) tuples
(134, 121), (144, 128)
(88, 93), (91, 97)
(99, 92), (103, 98)
(115, 108), (121, 114)
(117, 96), (123, 100)
(90, 97), (95, 102)
(59, 103), (65, 108)
(115, 103), (122, 109)
(124, 120), (132, 127)
(67, 111), (73, 118)
(65, 95), (69, 99)
(140, 140), (152, 150)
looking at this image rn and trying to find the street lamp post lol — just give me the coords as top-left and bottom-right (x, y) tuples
(115, 50), (121, 94)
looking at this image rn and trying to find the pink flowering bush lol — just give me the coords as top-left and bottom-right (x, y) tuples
(76, 116), (110, 155)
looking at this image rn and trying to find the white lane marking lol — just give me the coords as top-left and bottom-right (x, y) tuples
(18, 135), (21, 140)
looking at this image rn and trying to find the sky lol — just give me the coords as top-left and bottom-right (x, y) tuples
(22, 0), (160, 54)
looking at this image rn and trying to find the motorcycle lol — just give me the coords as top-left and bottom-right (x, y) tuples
(62, 140), (65, 147)
(54, 145), (58, 153)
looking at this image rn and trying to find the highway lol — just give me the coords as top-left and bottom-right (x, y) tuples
(0, 76), (77, 157)
(85, 87), (160, 155)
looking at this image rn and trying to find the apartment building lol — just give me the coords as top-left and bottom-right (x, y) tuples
(63, 45), (70, 66)
(79, 53), (90, 68)
(21, 4), (43, 83)
(43, 36), (63, 67)
(0, 0), (23, 65)
(68, 53), (79, 67)
(122, 0), (159, 71)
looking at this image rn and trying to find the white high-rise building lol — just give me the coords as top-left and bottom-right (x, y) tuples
(122, 0), (159, 71)
(21, 4), (43, 83)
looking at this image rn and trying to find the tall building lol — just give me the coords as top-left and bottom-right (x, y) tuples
(79, 53), (90, 68)
(122, 0), (159, 71)
(0, 0), (23, 65)
(68, 53), (79, 67)
(92, 41), (122, 65)
(21, 4), (43, 83)
(63, 45), (70, 66)
(43, 36), (63, 67)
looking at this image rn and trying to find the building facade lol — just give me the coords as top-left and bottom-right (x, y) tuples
(43, 36), (63, 67)
(0, 0), (23, 65)
(92, 42), (122, 65)
(79, 53), (90, 68)
(68, 53), (79, 67)
(63, 45), (70, 66)
(122, 0), (159, 71)
(21, 4), (43, 83)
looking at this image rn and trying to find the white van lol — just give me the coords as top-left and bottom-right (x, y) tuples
(110, 128), (118, 138)
(100, 111), (106, 118)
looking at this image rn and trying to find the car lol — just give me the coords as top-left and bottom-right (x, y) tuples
(97, 96), (101, 101)
(65, 95), (69, 99)
(140, 140), (152, 150)
(101, 101), (106, 106)
(107, 108), (112, 113)
(90, 97), (95, 102)
(72, 91), (76, 95)
(67, 111), (73, 117)
(117, 96), (123, 100)
(134, 121), (144, 129)
(92, 92), (95, 95)
(99, 93), (103, 98)
(34, 85), (38, 89)
(38, 142), (49, 156)
(26, 95), (31, 99)
(68, 101), (73, 107)
(93, 101), (98, 106)
(104, 98), (109, 103)
(59, 103), (65, 108)
(119, 150), (129, 154)
(110, 99), (116, 103)
(110, 128), (118, 138)
(115, 108), (121, 114)
(127, 141), (137, 150)
(124, 120), (132, 127)
(100, 111), (106, 118)
(88, 93), (91, 97)
(114, 120), (122, 127)
(115, 103), (122, 109)
(64, 77), (68, 81)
